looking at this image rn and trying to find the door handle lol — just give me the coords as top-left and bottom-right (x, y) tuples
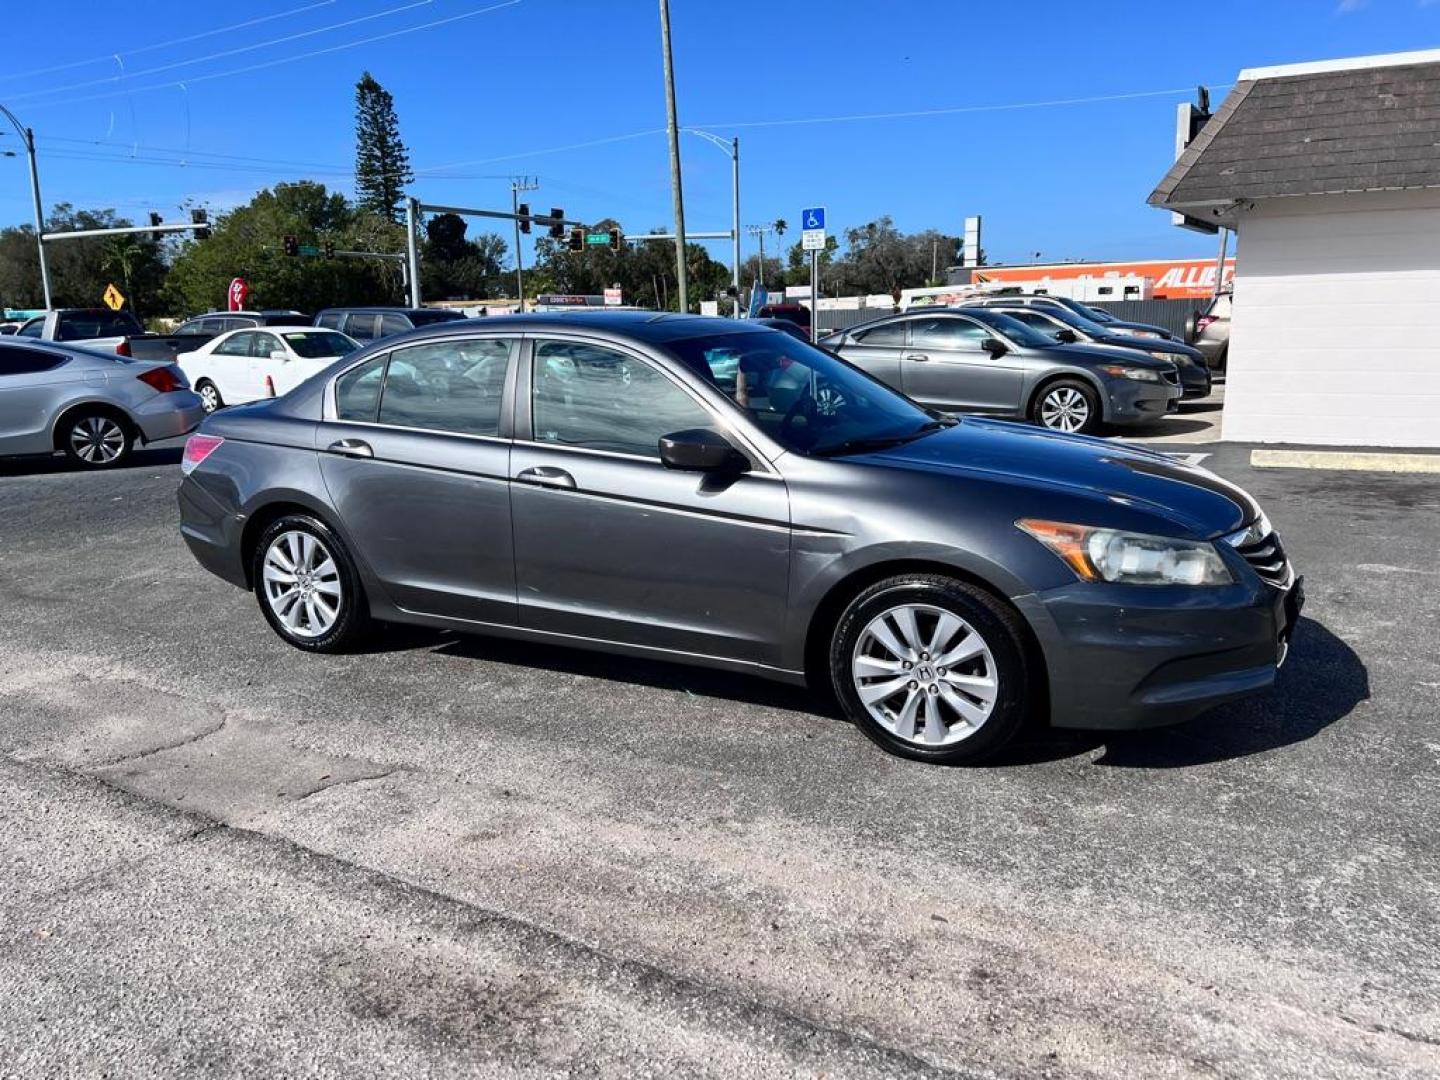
(516, 466), (577, 490)
(904, 353), (929, 362)
(325, 438), (373, 459)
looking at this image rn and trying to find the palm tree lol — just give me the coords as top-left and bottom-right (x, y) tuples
(773, 218), (787, 238)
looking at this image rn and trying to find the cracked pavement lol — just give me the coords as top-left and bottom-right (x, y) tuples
(0, 441), (1437, 1077)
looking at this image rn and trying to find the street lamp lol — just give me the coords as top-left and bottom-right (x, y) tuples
(683, 128), (740, 316)
(0, 103), (52, 309)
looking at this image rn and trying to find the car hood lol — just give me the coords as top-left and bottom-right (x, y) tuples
(1104, 320), (1174, 340)
(1046, 342), (1174, 371)
(862, 418), (1256, 538)
(1096, 334), (1203, 360)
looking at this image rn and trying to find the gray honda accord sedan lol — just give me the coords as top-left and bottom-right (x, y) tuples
(178, 313), (1302, 764)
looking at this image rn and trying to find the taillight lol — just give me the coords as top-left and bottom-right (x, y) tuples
(181, 434), (224, 475)
(115, 340), (132, 357)
(137, 366), (183, 393)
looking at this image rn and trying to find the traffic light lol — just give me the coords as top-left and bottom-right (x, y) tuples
(608, 227), (622, 252)
(323, 239), (335, 259)
(148, 212), (163, 240)
(568, 227), (584, 252)
(190, 208), (209, 241)
(548, 208), (565, 239)
(517, 203), (531, 234)
(282, 234), (299, 257)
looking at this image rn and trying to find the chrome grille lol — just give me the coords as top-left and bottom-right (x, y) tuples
(1225, 518), (1292, 588)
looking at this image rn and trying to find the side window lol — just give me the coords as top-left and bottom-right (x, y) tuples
(214, 332), (255, 358)
(317, 312), (344, 331)
(376, 338), (512, 437)
(335, 355), (388, 422)
(532, 340), (711, 458)
(224, 318), (255, 333)
(380, 313), (411, 337)
(251, 332), (282, 358)
(909, 317), (988, 350)
(1010, 311), (1057, 331)
(0, 344), (67, 376)
(17, 318), (44, 338)
(345, 314), (379, 341)
(852, 322), (906, 346)
(197, 319), (225, 336)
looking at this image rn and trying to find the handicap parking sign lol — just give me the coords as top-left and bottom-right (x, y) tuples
(802, 207), (825, 231)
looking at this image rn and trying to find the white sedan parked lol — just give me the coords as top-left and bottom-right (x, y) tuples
(177, 327), (360, 413)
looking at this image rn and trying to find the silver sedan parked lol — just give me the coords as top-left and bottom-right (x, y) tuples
(0, 339), (204, 468)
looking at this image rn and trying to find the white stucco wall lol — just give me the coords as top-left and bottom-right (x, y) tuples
(1222, 189), (1440, 447)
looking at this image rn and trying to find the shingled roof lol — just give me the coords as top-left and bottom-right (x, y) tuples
(1150, 50), (1440, 211)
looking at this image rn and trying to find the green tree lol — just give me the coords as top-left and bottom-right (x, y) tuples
(0, 204), (166, 313)
(353, 71), (413, 222)
(421, 213), (509, 299)
(782, 235), (838, 288)
(163, 182), (396, 315)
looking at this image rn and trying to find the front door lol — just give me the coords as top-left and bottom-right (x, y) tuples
(900, 314), (1025, 414)
(316, 336), (518, 624)
(510, 337), (791, 666)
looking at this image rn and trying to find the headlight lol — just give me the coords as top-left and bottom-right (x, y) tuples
(1097, 364), (1160, 382)
(1160, 352), (1191, 366)
(1127, 330), (1162, 339)
(1017, 519), (1235, 586)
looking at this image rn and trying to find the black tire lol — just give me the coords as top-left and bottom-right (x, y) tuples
(1031, 378), (1101, 435)
(251, 513), (370, 653)
(60, 410), (133, 468)
(196, 380), (224, 414)
(829, 574), (1034, 765)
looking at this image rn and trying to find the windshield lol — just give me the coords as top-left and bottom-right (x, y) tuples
(665, 331), (943, 457)
(959, 308), (1059, 349)
(282, 330), (359, 358)
(1068, 299), (1115, 323)
(1021, 305), (1110, 337)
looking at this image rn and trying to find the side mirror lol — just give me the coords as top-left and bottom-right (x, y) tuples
(980, 336), (1008, 357)
(658, 428), (749, 473)
(1055, 329), (1079, 344)
(270, 349), (289, 361)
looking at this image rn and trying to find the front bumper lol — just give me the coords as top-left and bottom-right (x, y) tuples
(134, 392), (205, 444)
(1106, 378), (1181, 425)
(1016, 574), (1304, 731)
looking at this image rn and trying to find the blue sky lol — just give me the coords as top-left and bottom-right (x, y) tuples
(1, 0), (1436, 269)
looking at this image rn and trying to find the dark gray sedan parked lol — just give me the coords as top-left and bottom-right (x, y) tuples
(821, 308), (1180, 434)
(178, 313), (1301, 765)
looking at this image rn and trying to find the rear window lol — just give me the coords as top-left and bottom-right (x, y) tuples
(55, 310), (143, 341)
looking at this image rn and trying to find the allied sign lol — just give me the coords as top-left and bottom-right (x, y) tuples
(227, 277), (249, 312)
(972, 257), (1235, 301)
(102, 283), (125, 311)
(800, 205), (827, 253)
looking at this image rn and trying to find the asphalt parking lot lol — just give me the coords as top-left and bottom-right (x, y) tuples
(1, 430), (1437, 1078)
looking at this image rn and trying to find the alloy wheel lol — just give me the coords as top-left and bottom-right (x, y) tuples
(850, 602), (998, 747)
(69, 416), (127, 464)
(1039, 387), (1090, 433)
(262, 530), (343, 639)
(199, 384), (221, 413)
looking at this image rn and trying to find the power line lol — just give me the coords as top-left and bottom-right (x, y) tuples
(9, 0), (437, 103)
(21, 0), (525, 113)
(0, 0), (339, 84)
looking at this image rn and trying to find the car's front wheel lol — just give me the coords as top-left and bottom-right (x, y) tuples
(196, 380), (223, 414)
(252, 514), (369, 652)
(829, 575), (1033, 764)
(1033, 379), (1101, 435)
(62, 411), (133, 468)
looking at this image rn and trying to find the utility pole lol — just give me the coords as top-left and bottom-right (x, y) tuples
(511, 176), (538, 312)
(1, 103), (52, 309)
(404, 196), (421, 307)
(658, 0), (688, 312)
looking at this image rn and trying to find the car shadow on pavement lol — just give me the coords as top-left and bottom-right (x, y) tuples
(368, 623), (825, 715)
(1112, 417), (1217, 440)
(0, 446), (183, 477)
(993, 616), (1367, 768)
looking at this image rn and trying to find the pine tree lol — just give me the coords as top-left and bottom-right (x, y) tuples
(353, 72), (413, 222)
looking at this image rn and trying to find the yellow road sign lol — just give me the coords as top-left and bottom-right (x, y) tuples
(102, 283), (126, 311)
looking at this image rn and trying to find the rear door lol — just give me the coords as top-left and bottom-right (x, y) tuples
(316, 335), (518, 625)
(900, 314), (1025, 414)
(835, 319), (908, 391)
(0, 344), (76, 455)
(509, 335), (791, 664)
(343, 313), (381, 343)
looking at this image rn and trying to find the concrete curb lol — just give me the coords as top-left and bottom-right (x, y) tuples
(1251, 449), (1440, 473)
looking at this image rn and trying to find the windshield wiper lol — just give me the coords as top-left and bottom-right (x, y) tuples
(812, 419), (953, 458)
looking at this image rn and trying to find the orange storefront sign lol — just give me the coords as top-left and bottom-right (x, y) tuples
(974, 258), (1235, 300)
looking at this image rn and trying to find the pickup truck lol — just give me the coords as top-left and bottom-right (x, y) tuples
(12, 308), (210, 362)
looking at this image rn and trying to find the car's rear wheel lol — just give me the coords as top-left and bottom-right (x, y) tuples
(252, 514), (369, 653)
(1033, 380), (1100, 435)
(196, 380), (223, 413)
(829, 575), (1032, 764)
(62, 411), (133, 468)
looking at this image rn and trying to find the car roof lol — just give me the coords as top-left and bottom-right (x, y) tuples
(389, 311), (773, 346)
(315, 306), (456, 316)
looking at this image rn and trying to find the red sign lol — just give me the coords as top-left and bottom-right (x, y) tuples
(227, 277), (249, 312)
(974, 258), (1235, 300)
